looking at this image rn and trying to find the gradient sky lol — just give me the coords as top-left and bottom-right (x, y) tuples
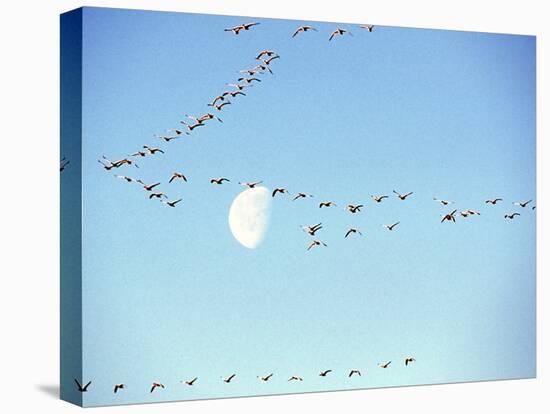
(67, 6), (535, 406)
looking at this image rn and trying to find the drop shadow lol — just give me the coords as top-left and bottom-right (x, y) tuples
(36, 384), (59, 399)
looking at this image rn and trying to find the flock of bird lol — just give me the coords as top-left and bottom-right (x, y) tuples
(63, 18), (535, 399)
(73, 356), (416, 395)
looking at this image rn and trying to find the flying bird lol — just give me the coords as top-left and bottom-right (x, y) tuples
(329, 28), (352, 41)
(130, 150), (148, 157)
(183, 377), (198, 386)
(301, 223), (323, 236)
(210, 101), (231, 111)
(258, 373), (274, 382)
(256, 50), (277, 59)
(210, 177), (230, 185)
(223, 374), (236, 383)
(485, 198), (503, 205)
(155, 134), (179, 142)
(307, 240), (327, 251)
(149, 192), (167, 200)
(161, 198), (182, 208)
(348, 369), (361, 377)
(293, 192), (313, 201)
(167, 128), (185, 135)
(272, 188), (288, 197)
(433, 197), (453, 206)
(239, 68), (264, 76)
(137, 181), (161, 192)
(405, 357), (416, 366)
(359, 24), (374, 32)
(261, 55), (280, 65)
(288, 376), (303, 382)
(115, 175), (139, 183)
(504, 212), (521, 219)
(346, 204), (363, 213)
(180, 120), (205, 132)
(224, 22), (260, 35)
(74, 379), (91, 392)
(441, 210), (457, 223)
(60, 157), (70, 172)
(383, 222), (400, 231)
(319, 369), (332, 377)
(292, 25), (318, 37)
(379, 361), (392, 369)
(222, 90), (247, 98)
(513, 199), (533, 208)
(393, 190), (413, 200)
(226, 83), (253, 91)
(169, 172), (187, 183)
(150, 383), (164, 393)
(319, 201), (337, 208)
(459, 210), (480, 217)
(239, 181), (263, 188)
(345, 228), (362, 238)
(237, 77), (262, 84)
(372, 195), (389, 203)
(113, 384), (125, 394)
(252, 64), (273, 74)
(143, 145), (164, 155)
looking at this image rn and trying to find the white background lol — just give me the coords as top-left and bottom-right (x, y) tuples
(0, 0), (547, 412)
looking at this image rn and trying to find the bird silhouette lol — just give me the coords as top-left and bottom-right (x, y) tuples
(378, 361), (392, 368)
(405, 357), (416, 366)
(346, 204), (363, 213)
(441, 210), (457, 223)
(293, 192), (313, 201)
(383, 222), (400, 231)
(329, 28), (352, 41)
(292, 25), (318, 37)
(272, 188), (288, 197)
(485, 198), (503, 205)
(319, 369), (333, 377)
(307, 240), (327, 251)
(161, 198), (182, 208)
(372, 195), (389, 203)
(210, 177), (230, 185)
(183, 377), (198, 386)
(113, 384), (125, 393)
(360, 24), (374, 32)
(301, 223), (323, 236)
(393, 190), (413, 200)
(348, 369), (361, 377)
(224, 22), (260, 35)
(513, 200), (533, 208)
(223, 374), (236, 383)
(169, 172), (187, 183)
(345, 228), (362, 238)
(288, 376), (303, 381)
(74, 379), (91, 392)
(258, 373), (274, 382)
(504, 212), (521, 219)
(319, 201), (337, 208)
(150, 382), (164, 393)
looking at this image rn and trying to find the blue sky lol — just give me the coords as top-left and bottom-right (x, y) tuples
(70, 6), (535, 406)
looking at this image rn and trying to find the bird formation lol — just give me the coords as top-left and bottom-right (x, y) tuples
(73, 356), (415, 395)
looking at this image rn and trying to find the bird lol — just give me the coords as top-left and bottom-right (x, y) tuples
(137, 181), (161, 192)
(155, 134), (179, 142)
(393, 190), (413, 200)
(97, 158), (115, 170)
(208, 101), (232, 111)
(346, 204), (363, 213)
(239, 68), (264, 76)
(485, 198), (503, 205)
(513, 199), (533, 208)
(405, 357), (416, 366)
(252, 64), (273, 74)
(348, 369), (361, 377)
(319, 369), (332, 377)
(301, 223), (323, 236)
(183, 377), (198, 386)
(113, 384), (125, 394)
(210, 177), (230, 185)
(319, 201), (337, 208)
(169, 172), (187, 183)
(379, 361), (392, 369)
(149, 192), (167, 200)
(198, 112), (223, 123)
(345, 228), (362, 238)
(258, 373), (273, 382)
(224, 22), (260, 35)
(272, 188), (288, 197)
(504, 212), (521, 219)
(115, 175), (138, 183)
(150, 382), (165, 393)
(180, 120), (205, 132)
(161, 198), (182, 208)
(293, 192), (313, 201)
(329, 28), (352, 41)
(130, 150), (148, 157)
(167, 128), (185, 135)
(288, 376), (303, 382)
(383, 222), (400, 231)
(372, 195), (389, 203)
(222, 90), (247, 98)
(226, 83), (253, 90)
(262, 55), (280, 65)
(143, 145), (164, 155)
(359, 24), (374, 32)
(209, 95), (226, 106)
(307, 240), (327, 251)
(433, 197), (453, 205)
(100, 156), (138, 169)
(74, 379), (91, 392)
(60, 157), (70, 172)
(532, 205), (536, 210)
(256, 50), (277, 59)
(292, 25), (318, 37)
(441, 210), (457, 223)
(239, 181), (263, 188)
(459, 210), (480, 217)
(223, 374), (236, 383)
(237, 77), (261, 84)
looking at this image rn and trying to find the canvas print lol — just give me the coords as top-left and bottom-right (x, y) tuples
(60, 7), (536, 407)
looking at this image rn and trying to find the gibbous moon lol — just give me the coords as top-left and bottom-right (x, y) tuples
(228, 187), (271, 249)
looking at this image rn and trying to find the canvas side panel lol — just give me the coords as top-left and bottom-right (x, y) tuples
(60, 8), (83, 407)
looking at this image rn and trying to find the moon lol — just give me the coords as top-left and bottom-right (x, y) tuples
(228, 187), (272, 249)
